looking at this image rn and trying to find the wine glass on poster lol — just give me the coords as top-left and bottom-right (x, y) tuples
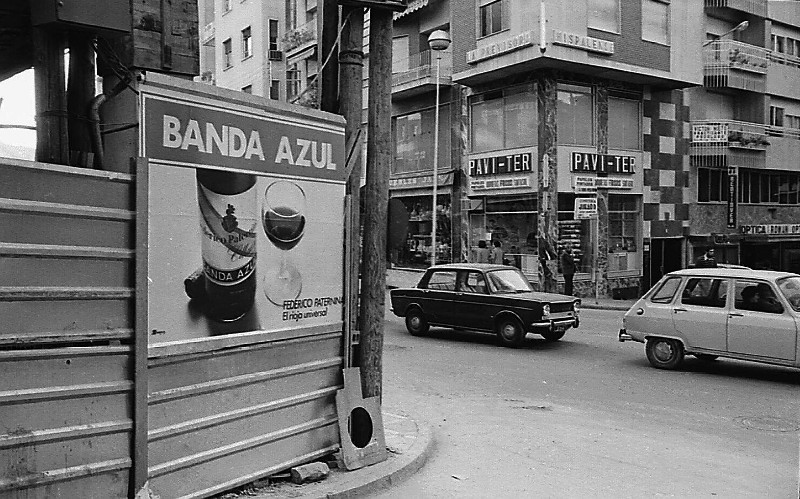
(261, 180), (306, 306)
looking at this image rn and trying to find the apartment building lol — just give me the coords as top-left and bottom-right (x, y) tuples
(199, 0), (287, 100)
(389, 0), (800, 298)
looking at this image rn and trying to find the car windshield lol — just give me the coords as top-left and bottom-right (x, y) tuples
(777, 276), (800, 311)
(486, 269), (534, 294)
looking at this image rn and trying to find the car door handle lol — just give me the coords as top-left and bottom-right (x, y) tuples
(673, 308), (687, 313)
(729, 312), (744, 317)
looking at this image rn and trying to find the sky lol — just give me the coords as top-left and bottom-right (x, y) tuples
(0, 69), (36, 158)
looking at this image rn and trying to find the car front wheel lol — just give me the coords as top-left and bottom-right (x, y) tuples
(405, 307), (429, 336)
(645, 337), (684, 370)
(497, 317), (525, 347)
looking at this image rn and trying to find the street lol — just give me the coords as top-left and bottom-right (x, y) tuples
(369, 302), (800, 498)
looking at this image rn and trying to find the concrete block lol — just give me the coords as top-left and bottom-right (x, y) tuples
(290, 462), (330, 484)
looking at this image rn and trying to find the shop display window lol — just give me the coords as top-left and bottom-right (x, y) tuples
(394, 195), (452, 268)
(608, 194), (641, 273)
(558, 194), (593, 274)
(468, 195), (538, 273)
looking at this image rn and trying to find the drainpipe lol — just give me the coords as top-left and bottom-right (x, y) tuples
(88, 77), (130, 170)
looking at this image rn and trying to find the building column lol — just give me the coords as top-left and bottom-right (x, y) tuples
(451, 85), (468, 264)
(537, 72), (558, 292)
(595, 85), (610, 298)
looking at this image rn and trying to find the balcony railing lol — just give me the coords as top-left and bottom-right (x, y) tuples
(392, 50), (452, 88)
(202, 22), (215, 46)
(704, 0), (767, 17)
(703, 40), (768, 92)
(283, 18), (317, 53)
(691, 120), (770, 148)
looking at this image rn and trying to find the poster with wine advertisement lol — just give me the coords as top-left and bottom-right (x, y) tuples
(139, 74), (346, 344)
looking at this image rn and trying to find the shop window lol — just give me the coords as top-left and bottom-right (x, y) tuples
(588, 0), (619, 33)
(642, 0), (670, 46)
(557, 84), (593, 146)
(396, 196), (452, 268)
(393, 108), (451, 174)
(698, 168), (727, 203)
(470, 84), (536, 153)
(470, 196), (537, 273)
(558, 193), (592, 274)
(608, 96), (641, 150)
(608, 194), (640, 273)
(479, 0), (508, 38)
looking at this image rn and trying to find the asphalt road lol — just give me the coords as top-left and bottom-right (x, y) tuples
(368, 304), (800, 498)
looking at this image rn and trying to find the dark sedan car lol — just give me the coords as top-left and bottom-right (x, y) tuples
(390, 263), (580, 347)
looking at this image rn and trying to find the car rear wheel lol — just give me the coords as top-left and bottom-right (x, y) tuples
(497, 317), (525, 347)
(645, 337), (684, 370)
(405, 307), (429, 336)
(540, 330), (566, 342)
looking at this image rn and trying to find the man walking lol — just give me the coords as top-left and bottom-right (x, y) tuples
(560, 246), (576, 296)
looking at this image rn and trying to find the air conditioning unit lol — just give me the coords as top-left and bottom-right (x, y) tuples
(268, 50), (284, 61)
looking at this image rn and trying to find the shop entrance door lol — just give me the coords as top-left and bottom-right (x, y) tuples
(649, 238), (683, 287)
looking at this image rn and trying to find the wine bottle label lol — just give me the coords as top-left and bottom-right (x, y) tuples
(198, 182), (257, 286)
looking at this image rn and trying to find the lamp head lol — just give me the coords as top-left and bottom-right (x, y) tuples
(734, 20), (749, 32)
(428, 30), (451, 51)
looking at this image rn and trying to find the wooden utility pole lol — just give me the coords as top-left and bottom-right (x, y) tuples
(33, 27), (68, 165)
(359, 8), (393, 399)
(339, 5), (365, 363)
(67, 33), (96, 167)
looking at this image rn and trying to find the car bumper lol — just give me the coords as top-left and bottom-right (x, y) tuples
(618, 328), (644, 343)
(531, 317), (578, 332)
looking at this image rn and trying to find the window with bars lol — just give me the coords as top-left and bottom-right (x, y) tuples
(479, 0), (508, 38)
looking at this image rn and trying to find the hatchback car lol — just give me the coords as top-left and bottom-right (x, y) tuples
(619, 268), (800, 370)
(390, 263), (580, 347)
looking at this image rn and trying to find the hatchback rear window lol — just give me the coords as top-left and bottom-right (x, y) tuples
(650, 276), (682, 303)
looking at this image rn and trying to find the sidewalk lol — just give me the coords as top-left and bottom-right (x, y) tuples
(246, 409), (434, 499)
(385, 267), (638, 311)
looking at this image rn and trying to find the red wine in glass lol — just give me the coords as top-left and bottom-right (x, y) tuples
(263, 206), (306, 250)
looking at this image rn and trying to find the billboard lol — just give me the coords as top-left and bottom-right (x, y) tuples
(140, 77), (346, 343)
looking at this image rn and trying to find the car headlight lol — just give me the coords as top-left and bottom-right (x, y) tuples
(542, 304), (550, 318)
(573, 301), (580, 314)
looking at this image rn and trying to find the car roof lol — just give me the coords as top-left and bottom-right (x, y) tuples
(425, 263), (514, 272)
(667, 268), (800, 280)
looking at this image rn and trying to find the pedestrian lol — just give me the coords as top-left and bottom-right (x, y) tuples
(560, 246), (576, 296)
(695, 248), (718, 268)
(491, 240), (505, 265)
(473, 240), (490, 263)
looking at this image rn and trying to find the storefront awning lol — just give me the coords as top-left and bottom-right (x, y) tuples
(394, 0), (429, 20)
(389, 170), (454, 191)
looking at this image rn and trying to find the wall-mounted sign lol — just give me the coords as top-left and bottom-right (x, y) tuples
(727, 166), (737, 229)
(692, 123), (729, 143)
(573, 175), (634, 192)
(470, 176), (530, 191)
(552, 30), (614, 55)
(574, 197), (598, 219)
(389, 171), (453, 190)
(571, 152), (635, 174)
(466, 30), (534, 64)
(740, 224), (800, 236)
(468, 152), (532, 176)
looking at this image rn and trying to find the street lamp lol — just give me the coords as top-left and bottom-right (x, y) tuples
(428, 29), (450, 266)
(702, 20), (749, 46)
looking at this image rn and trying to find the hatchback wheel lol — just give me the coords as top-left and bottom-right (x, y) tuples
(405, 307), (429, 336)
(497, 317), (525, 347)
(645, 337), (684, 370)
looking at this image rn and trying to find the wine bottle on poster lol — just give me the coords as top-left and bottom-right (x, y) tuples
(197, 168), (258, 322)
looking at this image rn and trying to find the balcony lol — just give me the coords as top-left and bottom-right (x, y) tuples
(704, 0), (767, 18)
(703, 40), (768, 92)
(283, 18), (317, 59)
(202, 22), (215, 46)
(691, 120), (769, 169)
(391, 50), (452, 100)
